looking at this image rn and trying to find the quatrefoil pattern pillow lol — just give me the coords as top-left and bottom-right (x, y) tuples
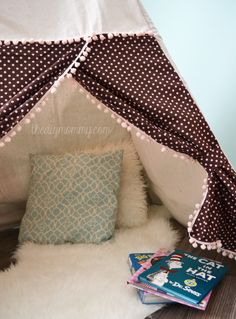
(19, 151), (123, 244)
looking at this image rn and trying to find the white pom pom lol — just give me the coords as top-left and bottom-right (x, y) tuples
(127, 126), (132, 132)
(192, 242), (198, 248)
(38, 39), (44, 44)
(97, 104), (102, 110)
(122, 33), (128, 37)
(108, 33), (114, 39)
(0, 141), (5, 147)
(200, 244), (206, 250)
(104, 108), (109, 113)
(161, 147), (166, 152)
(30, 113), (35, 119)
(87, 37), (92, 43)
(180, 155), (185, 160)
(74, 38), (81, 42)
(13, 40), (19, 45)
(147, 30), (154, 35)
(46, 40), (52, 45)
(222, 251), (227, 257)
(99, 34), (106, 41)
(217, 241), (222, 248)
(207, 245), (212, 250)
(229, 253), (234, 259)
(62, 39), (68, 44)
(121, 122), (127, 128)
(173, 153), (179, 158)
(79, 88), (84, 94)
(136, 131), (141, 137)
(70, 68), (77, 74)
(4, 136), (11, 143)
(91, 99), (96, 104)
(116, 118), (121, 124)
(140, 135), (145, 140)
(217, 248), (222, 253)
(92, 35), (98, 41)
(111, 114), (116, 119)
(16, 125), (22, 131)
(66, 73), (73, 79)
(86, 47), (91, 52)
(211, 243), (217, 250)
(54, 40), (60, 44)
(193, 210), (198, 215)
(25, 118), (31, 124)
(74, 62), (80, 68)
(35, 107), (41, 113)
(54, 80), (60, 88)
(187, 227), (192, 232)
(195, 203), (200, 209)
(4, 40), (11, 45)
(187, 221), (192, 228)
(189, 214), (193, 220)
(21, 39), (27, 45)
(79, 56), (86, 62)
(83, 51), (88, 57)
(202, 185), (207, 190)
(68, 38), (74, 44)
(203, 178), (208, 184)
(50, 87), (57, 94)
(10, 131), (16, 137)
(189, 238), (195, 244)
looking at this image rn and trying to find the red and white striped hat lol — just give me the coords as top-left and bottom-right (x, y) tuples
(169, 253), (184, 263)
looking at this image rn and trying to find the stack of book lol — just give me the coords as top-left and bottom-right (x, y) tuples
(127, 249), (227, 310)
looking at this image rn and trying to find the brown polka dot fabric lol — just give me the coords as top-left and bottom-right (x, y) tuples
(0, 40), (85, 137)
(74, 34), (236, 257)
(0, 34), (235, 257)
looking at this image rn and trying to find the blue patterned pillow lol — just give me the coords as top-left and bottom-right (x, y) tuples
(19, 151), (123, 244)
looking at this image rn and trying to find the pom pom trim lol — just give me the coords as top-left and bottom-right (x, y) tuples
(0, 31), (155, 46)
(187, 176), (236, 259)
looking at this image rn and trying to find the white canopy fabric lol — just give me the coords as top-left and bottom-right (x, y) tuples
(0, 0), (152, 40)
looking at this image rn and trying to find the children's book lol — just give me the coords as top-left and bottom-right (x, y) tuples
(128, 249), (211, 310)
(138, 249), (227, 305)
(128, 252), (170, 304)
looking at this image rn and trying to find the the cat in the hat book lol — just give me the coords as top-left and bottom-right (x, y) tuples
(138, 249), (227, 305)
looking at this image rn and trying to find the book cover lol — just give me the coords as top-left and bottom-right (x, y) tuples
(138, 249), (227, 305)
(128, 252), (169, 304)
(128, 253), (153, 274)
(128, 249), (211, 310)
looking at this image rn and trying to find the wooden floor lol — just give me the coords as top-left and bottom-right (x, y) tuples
(0, 222), (235, 319)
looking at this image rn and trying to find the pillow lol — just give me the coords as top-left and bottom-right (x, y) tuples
(76, 141), (148, 228)
(19, 151), (123, 244)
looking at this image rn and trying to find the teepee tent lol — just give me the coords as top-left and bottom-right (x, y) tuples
(0, 0), (235, 259)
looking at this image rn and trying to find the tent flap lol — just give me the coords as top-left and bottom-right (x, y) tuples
(0, 2), (235, 259)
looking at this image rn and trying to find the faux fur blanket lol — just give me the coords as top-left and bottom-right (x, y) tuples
(0, 206), (178, 319)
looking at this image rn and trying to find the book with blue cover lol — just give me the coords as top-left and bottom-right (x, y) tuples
(128, 253), (153, 274)
(138, 249), (227, 305)
(128, 253), (170, 304)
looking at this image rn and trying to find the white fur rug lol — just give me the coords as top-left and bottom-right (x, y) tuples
(0, 206), (178, 319)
